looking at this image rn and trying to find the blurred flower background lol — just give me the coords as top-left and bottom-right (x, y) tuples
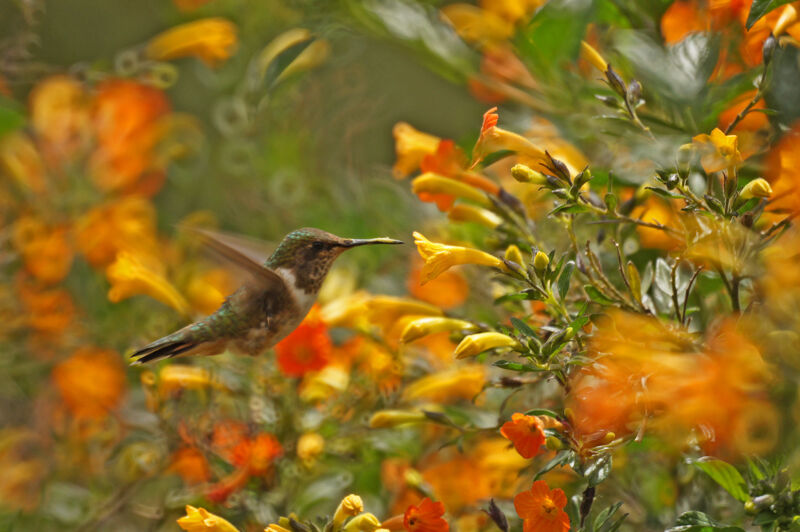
(3, 0), (800, 531)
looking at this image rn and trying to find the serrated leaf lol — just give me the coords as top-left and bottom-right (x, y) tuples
(510, 317), (537, 338)
(746, 0), (794, 29)
(584, 285), (615, 304)
(557, 261), (575, 301)
(694, 458), (749, 502)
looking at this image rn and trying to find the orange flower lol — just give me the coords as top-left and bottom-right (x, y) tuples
(90, 79), (170, 193)
(52, 346), (126, 420)
(718, 90), (767, 133)
(0, 133), (47, 194)
(184, 267), (237, 315)
(660, 1), (705, 44)
(230, 433), (283, 476)
(13, 218), (73, 285)
(275, 304), (332, 377)
(392, 122), (441, 179)
(168, 447), (211, 485)
(500, 413), (546, 459)
(17, 277), (76, 336)
(766, 121), (800, 214)
(514, 480), (570, 532)
(404, 498), (449, 532)
(407, 257), (468, 309)
(630, 196), (682, 250)
(29, 75), (91, 165)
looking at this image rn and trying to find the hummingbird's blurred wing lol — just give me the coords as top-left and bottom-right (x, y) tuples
(187, 227), (288, 292)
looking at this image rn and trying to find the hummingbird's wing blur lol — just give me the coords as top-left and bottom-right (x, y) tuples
(187, 227), (286, 291)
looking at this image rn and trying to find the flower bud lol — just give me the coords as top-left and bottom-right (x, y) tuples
(580, 40), (608, 72)
(740, 178), (773, 199)
(545, 436), (563, 451)
(454, 332), (519, 359)
(602, 431), (616, 444)
(533, 250), (550, 273)
(333, 495), (364, 527)
(344, 514), (381, 532)
(511, 164), (548, 185)
(504, 245), (524, 266)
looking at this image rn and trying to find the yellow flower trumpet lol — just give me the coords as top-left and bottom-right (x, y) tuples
(177, 505), (240, 532)
(447, 204), (503, 228)
(147, 18), (238, 68)
(401, 316), (478, 343)
(392, 122), (441, 179)
(454, 332), (520, 359)
(411, 173), (493, 207)
(414, 232), (507, 283)
(740, 178), (773, 200)
(106, 251), (190, 314)
(333, 494), (364, 527)
(369, 409), (427, 428)
(401, 365), (486, 402)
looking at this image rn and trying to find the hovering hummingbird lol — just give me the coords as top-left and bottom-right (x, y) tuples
(130, 228), (402, 364)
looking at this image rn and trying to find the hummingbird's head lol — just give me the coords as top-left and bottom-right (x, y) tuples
(270, 228), (403, 291)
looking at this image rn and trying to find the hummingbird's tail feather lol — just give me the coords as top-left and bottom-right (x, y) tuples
(130, 339), (197, 365)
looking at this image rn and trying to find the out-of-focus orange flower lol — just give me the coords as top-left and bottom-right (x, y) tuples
(90, 79), (170, 194)
(718, 90), (767, 132)
(299, 363), (350, 402)
(0, 133), (47, 193)
(75, 196), (159, 268)
(660, 1), (706, 44)
(0, 429), (48, 512)
(210, 420), (249, 463)
(402, 365), (486, 403)
(481, 0), (542, 25)
(146, 18), (238, 67)
(766, 121), (800, 214)
(13, 217), (73, 285)
(106, 251), (191, 313)
(52, 346), (126, 420)
(741, 2), (800, 66)
(297, 433), (325, 464)
(407, 257), (469, 309)
(404, 498), (449, 532)
(158, 364), (221, 398)
(17, 278), (76, 336)
(393, 123), (442, 179)
(514, 480), (570, 532)
(168, 447), (211, 485)
(500, 413), (546, 459)
(349, 337), (402, 394)
(630, 196), (682, 250)
(29, 75), (90, 165)
(230, 432), (282, 476)
(275, 304), (332, 377)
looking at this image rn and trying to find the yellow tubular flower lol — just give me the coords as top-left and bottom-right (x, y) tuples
(580, 40), (608, 72)
(106, 251), (190, 314)
(177, 505), (240, 532)
(740, 178), (773, 199)
(774, 4), (798, 36)
(333, 495), (364, 527)
(454, 332), (519, 359)
(256, 28), (313, 79)
(265, 525), (292, 532)
(297, 433), (325, 463)
(448, 204), (503, 228)
(158, 365), (219, 398)
(146, 18), (238, 68)
(369, 409), (427, 428)
(411, 173), (492, 207)
(392, 122), (441, 179)
(344, 514), (382, 532)
(275, 39), (331, 84)
(401, 317), (478, 343)
(504, 244), (524, 266)
(401, 365), (487, 402)
(440, 4), (515, 44)
(414, 232), (507, 284)
(365, 295), (444, 330)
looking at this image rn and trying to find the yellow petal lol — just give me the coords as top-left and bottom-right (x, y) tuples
(411, 173), (492, 207)
(413, 232), (506, 283)
(256, 28), (313, 80)
(106, 251), (190, 314)
(392, 123), (441, 179)
(401, 317), (478, 343)
(275, 39), (330, 84)
(178, 505), (240, 532)
(580, 40), (608, 72)
(401, 365), (487, 401)
(740, 177), (773, 199)
(369, 409), (427, 428)
(147, 18), (238, 68)
(448, 204), (504, 228)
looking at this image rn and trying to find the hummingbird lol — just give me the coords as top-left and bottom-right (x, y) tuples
(130, 227), (402, 364)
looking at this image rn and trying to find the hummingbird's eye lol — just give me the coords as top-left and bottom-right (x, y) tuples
(311, 241), (325, 251)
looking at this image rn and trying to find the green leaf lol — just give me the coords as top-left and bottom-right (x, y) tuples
(645, 186), (684, 199)
(557, 261), (574, 301)
(667, 511), (746, 531)
(510, 317), (537, 338)
(523, 408), (560, 418)
(548, 203), (590, 216)
(492, 360), (544, 372)
(585, 454), (612, 486)
(534, 450), (573, 480)
(0, 96), (25, 138)
(584, 285), (615, 305)
(594, 502), (627, 532)
(746, 0), (794, 29)
(693, 458), (749, 502)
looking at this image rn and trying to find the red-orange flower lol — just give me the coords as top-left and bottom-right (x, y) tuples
(404, 498), (449, 532)
(275, 304), (332, 377)
(230, 432), (283, 476)
(168, 447), (211, 485)
(500, 413), (546, 459)
(514, 481), (570, 532)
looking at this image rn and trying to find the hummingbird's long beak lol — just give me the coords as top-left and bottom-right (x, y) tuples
(343, 237), (404, 247)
